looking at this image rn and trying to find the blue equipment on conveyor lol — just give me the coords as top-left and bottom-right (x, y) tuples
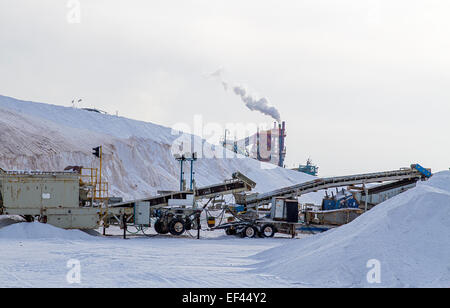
(322, 189), (359, 211)
(412, 164), (432, 178)
(296, 158), (319, 176)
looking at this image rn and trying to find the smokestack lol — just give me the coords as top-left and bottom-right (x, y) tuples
(278, 121), (286, 167)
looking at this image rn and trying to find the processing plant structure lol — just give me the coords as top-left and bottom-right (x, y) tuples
(0, 149), (432, 239)
(222, 121), (286, 167)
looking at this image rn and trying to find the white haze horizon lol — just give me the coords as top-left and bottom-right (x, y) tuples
(0, 0), (449, 176)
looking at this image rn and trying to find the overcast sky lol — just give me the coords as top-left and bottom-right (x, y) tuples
(0, 0), (449, 176)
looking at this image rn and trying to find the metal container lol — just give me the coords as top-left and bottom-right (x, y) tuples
(0, 171), (100, 229)
(285, 200), (299, 223)
(0, 171), (79, 210)
(207, 217), (216, 228)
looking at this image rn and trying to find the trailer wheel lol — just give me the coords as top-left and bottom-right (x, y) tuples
(244, 226), (257, 238)
(23, 215), (34, 222)
(154, 219), (169, 234)
(169, 218), (186, 236)
(260, 224), (276, 238)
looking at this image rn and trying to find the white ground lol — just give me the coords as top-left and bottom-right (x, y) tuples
(0, 217), (304, 288)
(1, 172), (449, 288)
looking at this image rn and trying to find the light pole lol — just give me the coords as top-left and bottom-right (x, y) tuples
(174, 152), (197, 191)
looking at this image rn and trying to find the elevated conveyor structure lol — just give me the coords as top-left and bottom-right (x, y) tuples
(110, 171), (255, 209)
(235, 164), (431, 207)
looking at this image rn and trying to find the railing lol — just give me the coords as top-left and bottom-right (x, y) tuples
(80, 168), (109, 202)
(0, 170), (77, 176)
(95, 182), (109, 200)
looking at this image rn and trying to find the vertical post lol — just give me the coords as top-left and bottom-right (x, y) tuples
(223, 129), (228, 158)
(256, 129), (260, 160)
(91, 172), (95, 207)
(123, 214), (127, 239)
(364, 184), (368, 212)
(197, 212), (200, 239)
(190, 159), (194, 191)
(99, 146), (102, 200)
(278, 121), (285, 167)
(180, 159), (184, 191)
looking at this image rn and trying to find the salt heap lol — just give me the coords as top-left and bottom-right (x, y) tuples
(255, 171), (450, 287)
(0, 221), (94, 241)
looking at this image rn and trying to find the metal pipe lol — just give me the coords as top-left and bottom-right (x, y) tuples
(190, 160), (194, 191)
(123, 214), (127, 239)
(180, 160), (184, 191)
(364, 184), (368, 212)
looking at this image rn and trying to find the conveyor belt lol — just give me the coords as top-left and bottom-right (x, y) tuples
(110, 172), (254, 209)
(237, 167), (429, 206)
(362, 178), (418, 195)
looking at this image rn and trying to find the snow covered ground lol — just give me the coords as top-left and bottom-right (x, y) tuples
(0, 172), (449, 288)
(0, 217), (301, 288)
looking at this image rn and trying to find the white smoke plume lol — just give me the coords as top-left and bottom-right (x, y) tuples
(210, 69), (281, 122)
(232, 86), (281, 122)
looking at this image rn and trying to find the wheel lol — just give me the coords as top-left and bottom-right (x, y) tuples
(154, 219), (169, 234)
(244, 226), (257, 238)
(169, 218), (186, 236)
(260, 224), (276, 238)
(23, 215), (34, 222)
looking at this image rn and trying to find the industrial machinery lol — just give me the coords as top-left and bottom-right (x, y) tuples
(350, 178), (417, 210)
(0, 170), (105, 229)
(211, 197), (302, 238)
(321, 189), (359, 211)
(0, 162), (432, 239)
(213, 164), (432, 238)
(270, 197), (299, 222)
(105, 171), (256, 236)
(294, 158), (319, 176)
(235, 164), (432, 208)
(221, 121), (287, 167)
(300, 164), (433, 226)
(0, 168), (254, 234)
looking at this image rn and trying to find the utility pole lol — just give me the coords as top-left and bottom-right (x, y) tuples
(363, 183), (368, 212)
(189, 152), (197, 190)
(99, 146), (102, 200)
(92, 146), (102, 200)
(174, 154), (186, 191)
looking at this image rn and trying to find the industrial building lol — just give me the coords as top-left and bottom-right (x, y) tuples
(222, 121), (287, 167)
